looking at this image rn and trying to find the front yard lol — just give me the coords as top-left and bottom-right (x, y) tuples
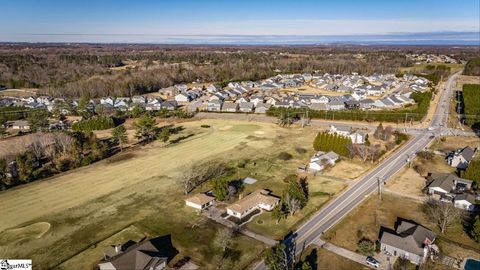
(322, 193), (480, 266)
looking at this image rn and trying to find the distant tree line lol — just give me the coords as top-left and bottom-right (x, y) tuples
(2, 44), (475, 98)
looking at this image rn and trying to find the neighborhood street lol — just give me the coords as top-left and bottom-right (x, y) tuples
(253, 71), (464, 270)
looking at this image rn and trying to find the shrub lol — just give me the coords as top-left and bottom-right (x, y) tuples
(417, 151), (434, 160)
(72, 116), (115, 131)
(357, 239), (375, 255)
(200, 124), (211, 128)
(277, 152), (293, 160)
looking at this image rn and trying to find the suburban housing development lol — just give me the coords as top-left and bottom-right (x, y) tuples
(0, 1), (479, 269)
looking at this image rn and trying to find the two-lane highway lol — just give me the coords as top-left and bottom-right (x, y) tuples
(253, 71), (461, 270)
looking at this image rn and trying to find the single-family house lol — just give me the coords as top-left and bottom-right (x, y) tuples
(161, 100), (178, 111)
(131, 96), (146, 104)
(98, 235), (178, 270)
(446, 147), (476, 169)
(327, 99), (345, 110)
(250, 96), (264, 106)
(174, 84), (188, 92)
(311, 95), (330, 104)
(174, 93), (190, 103)
(308, 151), (339, 171)
(254, 102), (271, 114)
(185, 193), (215, 210)
(344, 100), (360, 110)
(206, 100), (222, 111)
(359, 99), (374, 110)
(100, 97), (115, 106)
(8, 120), (30, 130)
(239, 102), (254, 113)
(221, 102), (238, 112)
(226, 189), (280, 219)
(235, 97), (250, 104)
(454, 193), (476, 211)
(426, 173), (473, 197)
(380, 220), (436, 265)
(329, 125), (366, 144)
(310, 103), (328, 111)
(373, 99), (387, 108)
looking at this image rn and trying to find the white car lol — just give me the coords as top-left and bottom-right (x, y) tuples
(366, 256), (380, 268)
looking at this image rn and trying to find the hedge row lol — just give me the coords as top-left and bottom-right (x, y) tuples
(463, 84), (480, 127)
(72, 116), (115, 131)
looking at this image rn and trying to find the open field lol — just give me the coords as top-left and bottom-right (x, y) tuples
(385, 166), (427, 196)
(430, 136), (480, 154)
(399, 63), (464, 74)
(0, 119), (284, 269)
(323, 193), (480, 263)
(299, 246), (369, 270)
(323, 158), (372, 180)
(0, 88), (38, 98)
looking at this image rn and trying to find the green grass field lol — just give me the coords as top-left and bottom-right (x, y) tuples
(0, 119), (350, 269)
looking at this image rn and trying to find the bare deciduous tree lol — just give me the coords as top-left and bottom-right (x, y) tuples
(284, 193), (301, 217)
(53, 133), (74, 157)
(177, 162), (229, 195)
(213, 227), (234, 253)
(423, 198), (461, 234)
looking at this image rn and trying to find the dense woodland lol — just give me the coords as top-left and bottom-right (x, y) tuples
(464, 57), (480, 76)
(0, 44), (478, 98)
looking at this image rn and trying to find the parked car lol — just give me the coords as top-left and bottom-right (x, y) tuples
(366, 256), (380, 268)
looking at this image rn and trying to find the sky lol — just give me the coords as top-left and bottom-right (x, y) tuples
(1, 0), (479, 44)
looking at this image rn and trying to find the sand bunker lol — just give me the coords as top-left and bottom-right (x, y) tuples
(0, 222), (51, 245)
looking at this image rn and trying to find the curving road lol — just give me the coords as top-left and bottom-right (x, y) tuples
(253, 71), (462, 270)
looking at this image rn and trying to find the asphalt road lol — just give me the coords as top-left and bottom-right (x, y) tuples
(253, 71), (462, 270)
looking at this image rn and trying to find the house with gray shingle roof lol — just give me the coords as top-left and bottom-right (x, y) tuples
(446, 146), (476, 169)
(98, 235), (178, 270)
(380, 220), (436, 265)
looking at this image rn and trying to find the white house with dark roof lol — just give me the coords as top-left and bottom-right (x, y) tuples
(308, 151), (339, 171)
(454, 193), (476, 211)
(446, 147), (476, 169)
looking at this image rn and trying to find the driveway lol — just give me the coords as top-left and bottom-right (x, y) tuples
(312, 238), (396, 270)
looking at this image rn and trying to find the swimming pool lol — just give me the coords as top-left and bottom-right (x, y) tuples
(464, 258), (480, 270)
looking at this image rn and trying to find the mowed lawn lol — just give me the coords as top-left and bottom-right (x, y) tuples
(0, 119), (294, 269)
